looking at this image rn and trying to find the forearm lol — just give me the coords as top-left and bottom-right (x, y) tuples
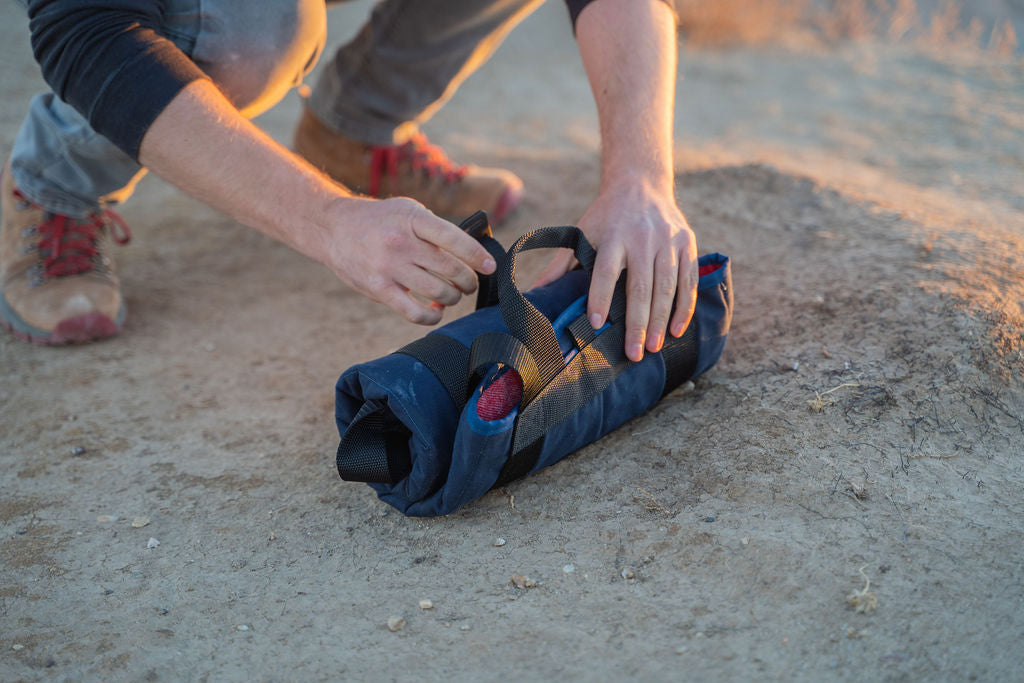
(138, 79), (350, 264)
(576, 0), (677, 194)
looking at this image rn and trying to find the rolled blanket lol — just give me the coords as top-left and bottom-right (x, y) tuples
(335, 214), (733, 516)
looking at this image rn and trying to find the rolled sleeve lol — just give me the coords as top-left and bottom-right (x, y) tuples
(27, 0), (209, 160)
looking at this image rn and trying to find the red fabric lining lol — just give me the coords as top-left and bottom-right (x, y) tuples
(699, 262), (722, 277)
(477, 369), (523, 421)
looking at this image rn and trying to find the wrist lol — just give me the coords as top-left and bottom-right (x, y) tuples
(598, 166), (674, 200)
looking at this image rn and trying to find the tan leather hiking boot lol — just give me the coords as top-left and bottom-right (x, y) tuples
(0, 162), (131, 345)
(293, 108), (523, 222)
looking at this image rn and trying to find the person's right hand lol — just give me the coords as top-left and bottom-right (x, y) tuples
(320, 197), (496, 325)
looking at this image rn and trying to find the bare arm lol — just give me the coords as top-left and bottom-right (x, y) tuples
(538, 0), (697, 362)
(138, 79), (495, 324)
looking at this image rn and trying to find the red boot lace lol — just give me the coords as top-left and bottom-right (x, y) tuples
(367, 133), (468, 197)
(16, 190), (132, 279)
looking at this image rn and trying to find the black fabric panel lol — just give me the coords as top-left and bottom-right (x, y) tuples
(336, 399), (412, 484)
(660, 317), (700, 398)
(492, 436), (545, 489)
(395, 333), (470, 409)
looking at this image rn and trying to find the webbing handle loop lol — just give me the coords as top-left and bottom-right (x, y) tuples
(498, 226), (599, 387)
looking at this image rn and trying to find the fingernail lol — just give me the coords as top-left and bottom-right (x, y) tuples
(483, 258), (496, 273)
(629, 343), (644, 361)
(670, 323), (684, 338)
(651, 332), (664, 352)
(590, 313), (603, 329)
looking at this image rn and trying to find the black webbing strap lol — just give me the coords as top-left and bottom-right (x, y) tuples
(659, 317), (699, 397)
(394, 333), (471, 409)
(458, 211), (505, 311)
(468, 331), (543, 403)
(336, 399), (413, 483)
(499, 227), (599, 386)
(492, 436), (545, 489)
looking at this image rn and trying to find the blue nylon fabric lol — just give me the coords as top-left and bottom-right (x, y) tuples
(335, 254), (732, 517)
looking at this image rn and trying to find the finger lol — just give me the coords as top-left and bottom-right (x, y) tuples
(415, 244), (479, 295)
(381, 285), (444, 326)
(645, 248), (679, 353)
(533, 248), (575, 289)
(586, 246), (624, 330)
(669, 252), (699, 338)
(396, 266), (463, 308)
(624, 254), (654, 362)
(413, 216), (496, 274)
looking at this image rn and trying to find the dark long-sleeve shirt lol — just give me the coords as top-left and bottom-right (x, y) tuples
(25, 0), (599, 160)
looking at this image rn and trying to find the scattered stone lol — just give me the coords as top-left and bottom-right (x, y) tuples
(459, 624), (471, 632)
(694, 631), (705, 639)
(15, 529), (27, 535)
(704, 515), (716, 523)
(103, 589), (114, 596)
(741, 537), (750, 545)
(70, 446), (86, 456)
(562, 564), (575, 574)
(511, 574), (537, 588)
(147, 538), (160, 549)
(12, 644), (24, 651)
(675, 646), (687, 655)
(679, 380), (695, 393)
(131, 516), (150, 528)
(236, 625), (250, 632)
(493, 538), (506, 547)
(386, 616), (405, 632)
(418, 599), (434, 610)
(789, 361), (800, 372)
(621, 568), (635, 580)
(97, 515), (117, 523)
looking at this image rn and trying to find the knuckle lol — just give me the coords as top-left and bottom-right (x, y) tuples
(628, 278), (650, 300)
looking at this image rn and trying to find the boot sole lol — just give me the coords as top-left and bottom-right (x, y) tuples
(0, 289), (125, 345)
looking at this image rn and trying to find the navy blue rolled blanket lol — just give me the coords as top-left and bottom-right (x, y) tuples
(334, 214), (733, 516)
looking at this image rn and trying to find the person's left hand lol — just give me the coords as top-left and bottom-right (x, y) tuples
(534, 181), (698, 362)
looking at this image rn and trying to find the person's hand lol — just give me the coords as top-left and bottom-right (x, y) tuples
(322, 196), (496, 325)
(535, 182), (697, 362)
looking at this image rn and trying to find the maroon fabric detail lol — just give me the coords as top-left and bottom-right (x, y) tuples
(477, 369), (523, 421)
(699, 263), (722, 277)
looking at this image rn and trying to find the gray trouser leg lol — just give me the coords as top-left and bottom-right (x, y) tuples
(309, 0), (546, 145)
(9, 0), (326, 217)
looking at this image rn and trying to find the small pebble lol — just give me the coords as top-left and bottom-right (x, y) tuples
(511, 575), (537, 588)
(675, 646), (687, 655)
(679, 380), (695, 393)
(386, 616), (405, 632)
(236, 625), (250, 632)
(12, 644), (24, 651)
(418, 599), (434, 610)
(97, 515), (117, 523)
(562, 564), (575, 574)
(790, 361), (800, 372)
(70, 446), (86, 456)
(15, 529), (27, 535)
(131, 516), (150, 528)
(147, 538), (160, 549)
(459, 624), (471, 632)
(103, 589), (114, 596)
(704, 516), (716, 523)
(741, 537), (750, 545)
(621, 568), (635, 580)
(493, 538), (506, 547)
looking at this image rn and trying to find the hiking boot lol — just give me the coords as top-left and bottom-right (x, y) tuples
(0, 162), (131, 345)
(293, 108), (523, 222)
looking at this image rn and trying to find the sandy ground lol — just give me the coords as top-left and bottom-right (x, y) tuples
(2, 1), (1023, 680)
